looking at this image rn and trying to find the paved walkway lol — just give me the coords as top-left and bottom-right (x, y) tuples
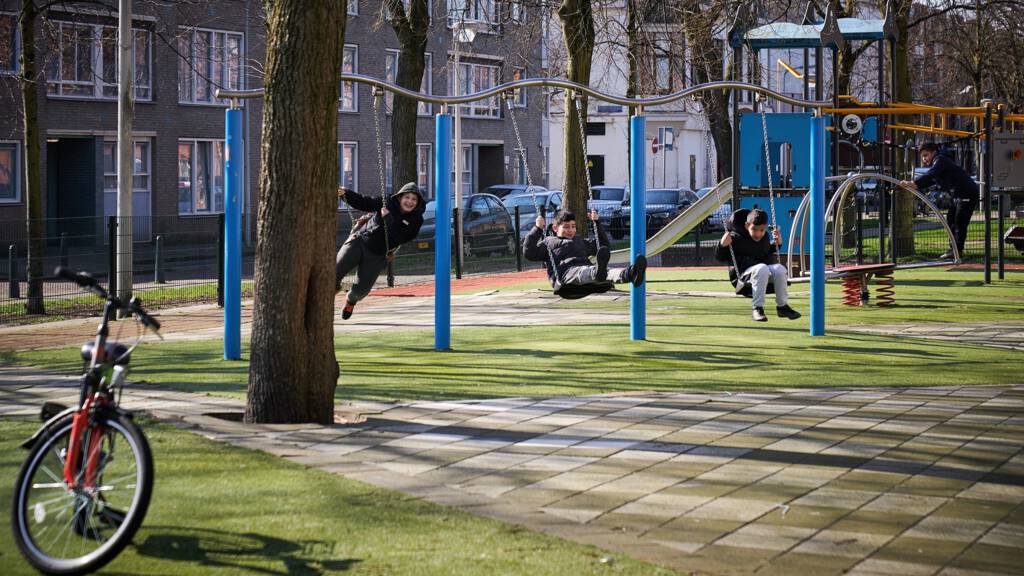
(2, 366), (1022, 576)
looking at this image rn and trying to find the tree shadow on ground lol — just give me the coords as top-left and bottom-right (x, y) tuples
(132, 526), (360, 575)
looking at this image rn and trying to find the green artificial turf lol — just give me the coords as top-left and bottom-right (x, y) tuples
(0, 419), (674, 575)
(6, 268), (1021, 403)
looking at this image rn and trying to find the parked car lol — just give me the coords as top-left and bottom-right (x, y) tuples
(589, 186), (629, 230)
(707, 202), (733, 232)
(695, 186), (715, 199)
(413, 193), (516, 257)
(480, 183), (545, 200)
(609, 188), (697, 239)
(501, 189), (563, 240)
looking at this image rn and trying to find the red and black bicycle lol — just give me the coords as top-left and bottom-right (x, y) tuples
(11, 267), (161, 575)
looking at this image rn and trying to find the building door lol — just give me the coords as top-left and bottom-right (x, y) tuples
(477, 145), (503, 191)
(48, 138), (99, 245)
(587, 155), (605, 186)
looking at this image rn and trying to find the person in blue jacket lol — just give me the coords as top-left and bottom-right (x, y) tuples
(901, 142), (979, 259)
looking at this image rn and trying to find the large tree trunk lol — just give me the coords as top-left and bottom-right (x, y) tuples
(19, 0), (44, 314)
(891, 0), (916, 257)
(386, 0), (429, 191)
(558, 0), (595, 223)
(246, 0), (345, 424)
(683, 8), (731, 179)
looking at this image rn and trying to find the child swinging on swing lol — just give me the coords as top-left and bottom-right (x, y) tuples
(335, 182), (425, 319)
(523, 209), (646, 295)
(716, 208), (801, 322)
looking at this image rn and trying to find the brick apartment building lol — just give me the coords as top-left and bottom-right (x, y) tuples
(0, 0), (543, 247)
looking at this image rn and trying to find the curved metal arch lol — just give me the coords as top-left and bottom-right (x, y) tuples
(217, 75), (829, 110)
(786, 172), (961, 275)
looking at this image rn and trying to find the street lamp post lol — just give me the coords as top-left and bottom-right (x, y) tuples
(452, 18), (477, 276)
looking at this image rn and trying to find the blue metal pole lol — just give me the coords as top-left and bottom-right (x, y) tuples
(224, 107), (243, 359)
(809, 114), (826, 336)
(629, 114), (646, 341)
(435, 112), (452, 351)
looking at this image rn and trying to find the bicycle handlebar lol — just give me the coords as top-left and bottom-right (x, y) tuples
(55, 267), (161, 333)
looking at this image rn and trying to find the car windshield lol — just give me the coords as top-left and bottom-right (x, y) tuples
(646, 191), (679, 204)
(592, 188), (626, 201)
(423, 197), (468, 220)
(503, 194), (550, 209)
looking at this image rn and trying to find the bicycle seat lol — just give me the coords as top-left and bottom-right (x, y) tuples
(80, 342), (131, 365)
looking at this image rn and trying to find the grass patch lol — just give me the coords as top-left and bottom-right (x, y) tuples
(0, 419), (671, 575)
(7, 268), (1021, 403)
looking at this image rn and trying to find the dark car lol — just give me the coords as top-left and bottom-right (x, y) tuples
(589, 186), (629, 231)
(610, 188), (696, 239)
(501, 190), (563, 240)
(414, 193), (516, 257)
(480, 183), (545, 200)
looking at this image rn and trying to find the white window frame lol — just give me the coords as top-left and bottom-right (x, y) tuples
(449, 60), (500, 118)
(177, 26), (244, 106)
(0, 141), (21, 204)
(417, 143), (432, 195)
(447, 0), (498, 27)
(45, 21), (152, 100)
(449, 144), (471, 193)
(177, 139), (226, 215)
(512, 67), (526, 107)
(1, 12), (19, 74)
(386, 50), (433, 116)
(347, 0), (359, 16)
(514, 147), (527, 185)
(340, 44), (358, 112)
(102, 140), (151, 195)
(338, 142), (358, 201)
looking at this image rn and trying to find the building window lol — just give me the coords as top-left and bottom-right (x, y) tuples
(340, 44), (358, 112)
(447, 0), (497, 26)
(514, 148), (527, 185)
(585, 122), (606, 136)
(178, 140), (225, 214)
(338, 142), (358, 200)
(450, 61), (499, 118)
(0, 142), (20, 203)
(385, 50), (433, 115)
(385, 143), (393, 195)
(45, 22), (151, 99)
(1, 13), (18, 73)
(417, 143), (432, 195)
(510, 1), (523, 23)
(348, 0), (359, 16)
(102, 141), (150, 193)
(450, 145), (471, 193)
(178, 27), (243, 105)
(512, 68), (526, 107)
(653, 37), (674, 94)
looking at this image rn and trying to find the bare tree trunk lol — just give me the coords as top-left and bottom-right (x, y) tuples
(19, 0), (44, 314)
(385, 0), (429, 191)
(558, 0), (595, 223)
(246, 0), (345, 424)
(891, 0), (916, 257)
(683, 7), (731, 179)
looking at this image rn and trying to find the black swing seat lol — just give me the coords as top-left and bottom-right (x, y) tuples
(553, 281), (615, 300)
(725, 208), (781, 298)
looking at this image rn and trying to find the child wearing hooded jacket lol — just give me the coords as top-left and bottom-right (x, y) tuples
(523, 209), (647, 290)
(336, 182), (425, 319)
(715, 208), (802, 322)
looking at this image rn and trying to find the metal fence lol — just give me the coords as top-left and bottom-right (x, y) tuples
(3, 200), (1020, 325)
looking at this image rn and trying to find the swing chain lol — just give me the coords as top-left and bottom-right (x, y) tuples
(758, 98), (780, 240)
(504, 92), (541, 214)
(572, 92), (600, 246)
(695, 96), (740, 275)
(372, 87), (391, 255)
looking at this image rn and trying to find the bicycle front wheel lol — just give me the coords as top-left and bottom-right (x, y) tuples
(11, 412), (154, 575)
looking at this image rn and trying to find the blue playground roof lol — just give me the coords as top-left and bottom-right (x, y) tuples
(734, 17), (893, 50)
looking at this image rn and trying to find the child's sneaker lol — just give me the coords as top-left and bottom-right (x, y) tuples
(776, 305), (802, 320)
(752, 307), (768, 322)
(341, 300), (356, 320)
(627, 255), (647, 287)
(595, 246), (610, 281)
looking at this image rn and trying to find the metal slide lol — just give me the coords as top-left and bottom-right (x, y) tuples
(609, 178), (733, 264)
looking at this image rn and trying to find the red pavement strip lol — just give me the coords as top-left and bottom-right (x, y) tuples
(367, 267), (727, 298)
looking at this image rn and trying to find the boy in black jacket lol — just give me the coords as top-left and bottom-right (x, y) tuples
(335, 182), (425, 319)
(715, 208), (801, 322)
(900, 142), (978, 259)
(523, 209), (646, 290)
